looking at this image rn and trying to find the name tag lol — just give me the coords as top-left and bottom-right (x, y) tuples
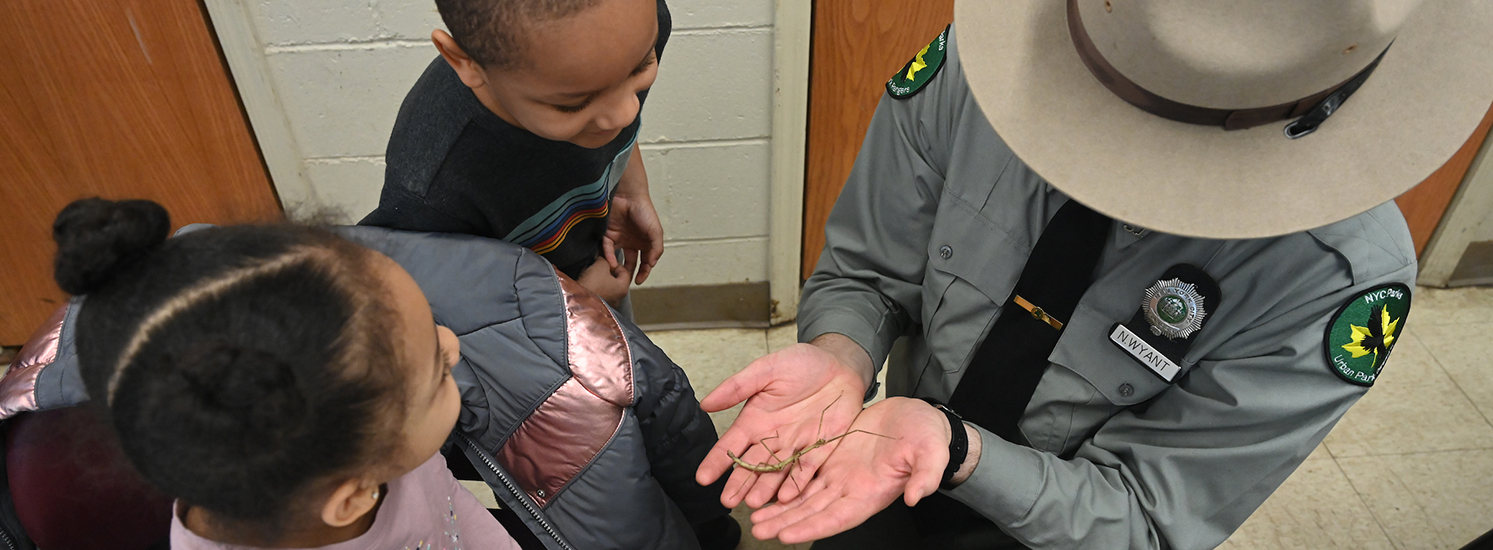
(1109, 324), (1181, 383)
(1107, 264), (1222, 385)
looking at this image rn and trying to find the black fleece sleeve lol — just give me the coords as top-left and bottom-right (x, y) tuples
(358, 186), (482, 235)
(621, 320), (731, 526)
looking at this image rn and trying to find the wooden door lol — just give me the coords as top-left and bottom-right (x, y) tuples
(802, 2), (1488, 277)
(802, 0), (955, 280)
(0, 0), (281, 345)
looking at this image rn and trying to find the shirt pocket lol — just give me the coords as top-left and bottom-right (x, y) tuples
(1050, 300), (1179, 407)
(922, 193), (1026, 373)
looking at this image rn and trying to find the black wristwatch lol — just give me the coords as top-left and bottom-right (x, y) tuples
(918, 397), (967, 490)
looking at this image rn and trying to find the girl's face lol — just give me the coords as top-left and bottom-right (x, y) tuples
(374, 253), (463, 473)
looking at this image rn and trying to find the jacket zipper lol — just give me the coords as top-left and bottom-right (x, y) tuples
(459, 434), (575, 550)
(0, 524), (17, 550)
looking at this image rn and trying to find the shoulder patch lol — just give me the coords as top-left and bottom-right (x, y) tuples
(886, 25), (950, 100)
(1324, 283), (1411, 386)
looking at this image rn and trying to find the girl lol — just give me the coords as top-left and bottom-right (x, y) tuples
(51, 198), (519, 549)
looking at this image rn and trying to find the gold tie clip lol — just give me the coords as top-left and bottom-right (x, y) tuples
(1014, 295), (1064, 330)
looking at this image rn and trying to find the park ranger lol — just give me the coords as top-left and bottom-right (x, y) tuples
(694, 0), (1493, 548)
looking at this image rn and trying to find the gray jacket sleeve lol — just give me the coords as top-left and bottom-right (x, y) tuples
(622, 319), (731, 525)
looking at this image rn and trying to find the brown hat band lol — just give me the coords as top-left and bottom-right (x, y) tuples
(1066, 0), (1384, 131)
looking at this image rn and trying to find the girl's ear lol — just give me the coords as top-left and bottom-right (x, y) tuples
(432, 30), (490, 90)
(319, 478), (381, 528)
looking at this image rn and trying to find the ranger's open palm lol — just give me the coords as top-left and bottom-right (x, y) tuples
(747, 397), (950, 544)
(695, 343), (868, 509)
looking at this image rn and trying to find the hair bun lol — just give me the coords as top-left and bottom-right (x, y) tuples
(53, 198), (171, 295)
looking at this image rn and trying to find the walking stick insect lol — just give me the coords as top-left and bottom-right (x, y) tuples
(725, 393), (895, 491)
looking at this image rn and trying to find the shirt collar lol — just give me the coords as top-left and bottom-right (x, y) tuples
(1114, 221), (1149, 249)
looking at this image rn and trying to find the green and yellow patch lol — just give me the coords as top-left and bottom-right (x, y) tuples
(1324, 283), (1411, 386)
(887, 25), (949, 100)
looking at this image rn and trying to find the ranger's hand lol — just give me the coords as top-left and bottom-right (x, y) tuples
(695, 336), (873, 509)
(746, 397), (952, 544)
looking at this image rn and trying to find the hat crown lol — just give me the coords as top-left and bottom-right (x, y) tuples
(1081, 0), (1418, 109)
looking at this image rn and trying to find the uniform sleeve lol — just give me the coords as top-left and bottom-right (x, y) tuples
(946, 258), (1417, 549)
(622, 320), (731, 526)
(797, 37), (961, 376)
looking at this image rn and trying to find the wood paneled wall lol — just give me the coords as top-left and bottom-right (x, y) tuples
(0, 0), (280, 344)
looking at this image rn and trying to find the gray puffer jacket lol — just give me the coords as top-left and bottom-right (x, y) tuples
(0, 226), (728, 550)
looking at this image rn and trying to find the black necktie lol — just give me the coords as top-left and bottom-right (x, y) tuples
(947, 199), (1112, 444)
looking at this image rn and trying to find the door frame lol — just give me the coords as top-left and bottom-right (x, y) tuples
(202, 0), (320, 210)
(769, 0), (812, 324)
(1420, 123), (1493, 286)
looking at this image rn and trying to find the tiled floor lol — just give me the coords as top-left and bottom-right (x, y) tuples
(648, 286), (1493, 550)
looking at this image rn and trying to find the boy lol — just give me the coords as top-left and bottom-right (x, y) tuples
(361, 0), (670, 308)
(362, 1), (742, 548)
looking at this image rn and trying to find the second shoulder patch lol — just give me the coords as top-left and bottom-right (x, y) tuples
(1324, 283), (1411, 387)
(887, 25), (950, 100)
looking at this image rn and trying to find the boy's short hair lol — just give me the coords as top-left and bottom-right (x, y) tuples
(436, 0), (603, 69)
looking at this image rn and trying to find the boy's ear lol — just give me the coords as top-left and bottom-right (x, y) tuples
(319, 478), (380, 528)
(432, 30), (491, 91)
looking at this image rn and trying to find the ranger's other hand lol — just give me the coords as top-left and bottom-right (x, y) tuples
(748, 397), (955, 544)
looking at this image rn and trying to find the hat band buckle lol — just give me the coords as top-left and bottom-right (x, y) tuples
(1066, 0), (1389, 136)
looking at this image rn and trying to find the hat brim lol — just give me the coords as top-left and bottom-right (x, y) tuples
(955, 0), (1493, 238)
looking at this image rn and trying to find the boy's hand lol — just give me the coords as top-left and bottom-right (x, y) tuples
(578, 250), (636, 308)
(605, 144), (664, 285)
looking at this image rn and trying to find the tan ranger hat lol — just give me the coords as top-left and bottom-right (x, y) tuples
(956, 0), (1493, 238)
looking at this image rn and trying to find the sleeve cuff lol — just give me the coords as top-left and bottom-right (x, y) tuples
(943, 424), (1045, 526)
(797, 307), (896, 367)
(797, 307), (897, 401)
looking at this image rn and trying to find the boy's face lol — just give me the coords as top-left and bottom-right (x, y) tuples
(444, 0), (660, 149)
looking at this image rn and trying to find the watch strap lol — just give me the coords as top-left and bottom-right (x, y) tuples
(918, 397), (967, 490)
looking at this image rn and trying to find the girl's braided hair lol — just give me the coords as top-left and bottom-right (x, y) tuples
(52, 198), (406, 543)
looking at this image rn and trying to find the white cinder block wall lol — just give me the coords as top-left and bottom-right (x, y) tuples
(233, 0), (778, 290)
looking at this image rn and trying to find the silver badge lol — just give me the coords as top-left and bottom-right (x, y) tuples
(1143, 278), (1207, 340)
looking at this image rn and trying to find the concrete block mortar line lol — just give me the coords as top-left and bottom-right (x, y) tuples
(263, 38), (430, 54)
(368, 0), (395, 39)
(639, 137), (771, 149)
(303, 155), (386, 165)
(663, 236), (769, 246)
(671, 24), (774, 35)
(260, 26), (771, 51)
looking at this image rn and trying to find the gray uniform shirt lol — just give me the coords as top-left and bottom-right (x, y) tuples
(798, 25), (1417, 550)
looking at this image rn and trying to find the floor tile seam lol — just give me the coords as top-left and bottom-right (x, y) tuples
(1416, 329), (1493, 430)
(1329, 455), (1401, 549)
(1386, 464), (1453, 548)
(1331, 447), (1493, 460)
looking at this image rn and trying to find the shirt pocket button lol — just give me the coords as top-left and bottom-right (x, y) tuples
(939, 245), (953, 259)
(1118, 383), (1135, 397)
